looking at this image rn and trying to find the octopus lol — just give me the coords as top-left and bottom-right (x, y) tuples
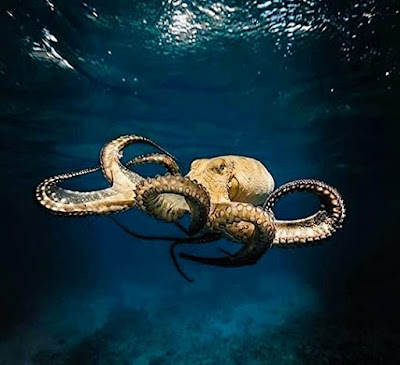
(35, 135), (345, 281)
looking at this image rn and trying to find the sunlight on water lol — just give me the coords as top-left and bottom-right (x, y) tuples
(30, 28), (74, 69)
(156, 0), (324, 54)
(4, 0), (397, 80)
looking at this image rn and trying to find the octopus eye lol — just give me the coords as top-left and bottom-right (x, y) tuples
(219, 163), (226, 171)
(228, 176), (240, 200)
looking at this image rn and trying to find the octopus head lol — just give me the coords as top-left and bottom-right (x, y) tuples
(186, 155), (274, 206)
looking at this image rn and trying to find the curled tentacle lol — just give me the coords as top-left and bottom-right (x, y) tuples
(126, 153), (180, 175)
(263, 179), (345, 247)
(35, 167), (135, 216)
(99, 134), (176, 187)
(179, 203), (275, 267)
(36, 135), (182, 216)
(126, 153), (189, 221)
(135, 175), (211, 236)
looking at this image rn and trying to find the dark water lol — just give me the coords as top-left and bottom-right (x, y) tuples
(0, 0), (399, 363)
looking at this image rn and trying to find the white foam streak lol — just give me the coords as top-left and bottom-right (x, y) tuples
(30, 28), (74, 70)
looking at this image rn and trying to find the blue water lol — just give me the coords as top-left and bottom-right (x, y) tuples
(1, 0), (399, 364)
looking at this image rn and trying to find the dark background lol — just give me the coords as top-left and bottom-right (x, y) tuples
(0, 0), (399, 363)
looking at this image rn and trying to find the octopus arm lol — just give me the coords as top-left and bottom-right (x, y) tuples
(135, 175), (210, 235)
(100, 135), (176, 189)
(126, 153), (180, 175)
(263, 179), (346, 247)
(99, 135), (190, 218)
(35, 135), (188, 217)
(35, 167), (137, 215)
(179, 203), (275, 267)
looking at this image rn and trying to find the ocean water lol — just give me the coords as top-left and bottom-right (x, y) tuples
(0, 0), (399, 364)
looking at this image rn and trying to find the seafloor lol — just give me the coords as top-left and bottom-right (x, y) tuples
(2, 273), (399, 365)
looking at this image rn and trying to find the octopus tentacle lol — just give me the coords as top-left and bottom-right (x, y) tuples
(135, 175), (211, 235)
(170, 233), (221, 282)
(35, 167), (135, 216)
(110, 216), (187, 242)
(126, 153), (180, 175)
(179, 203), (275, 267)
(36, 135), (180, 216)
(99, 135), (190, 219)
(45, 152), (178, 186)
(171, 242), (194, 283)
(100, 134), (177, 188)
(263, 179), (345, 247)
(126, 153), (189, 220)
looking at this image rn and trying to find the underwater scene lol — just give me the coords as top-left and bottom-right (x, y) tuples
(0, 0), (399, 364)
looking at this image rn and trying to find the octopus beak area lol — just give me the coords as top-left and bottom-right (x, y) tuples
(178, 240), (272, 267)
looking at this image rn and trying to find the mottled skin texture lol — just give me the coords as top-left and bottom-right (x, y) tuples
(36, 134), (346, 279)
